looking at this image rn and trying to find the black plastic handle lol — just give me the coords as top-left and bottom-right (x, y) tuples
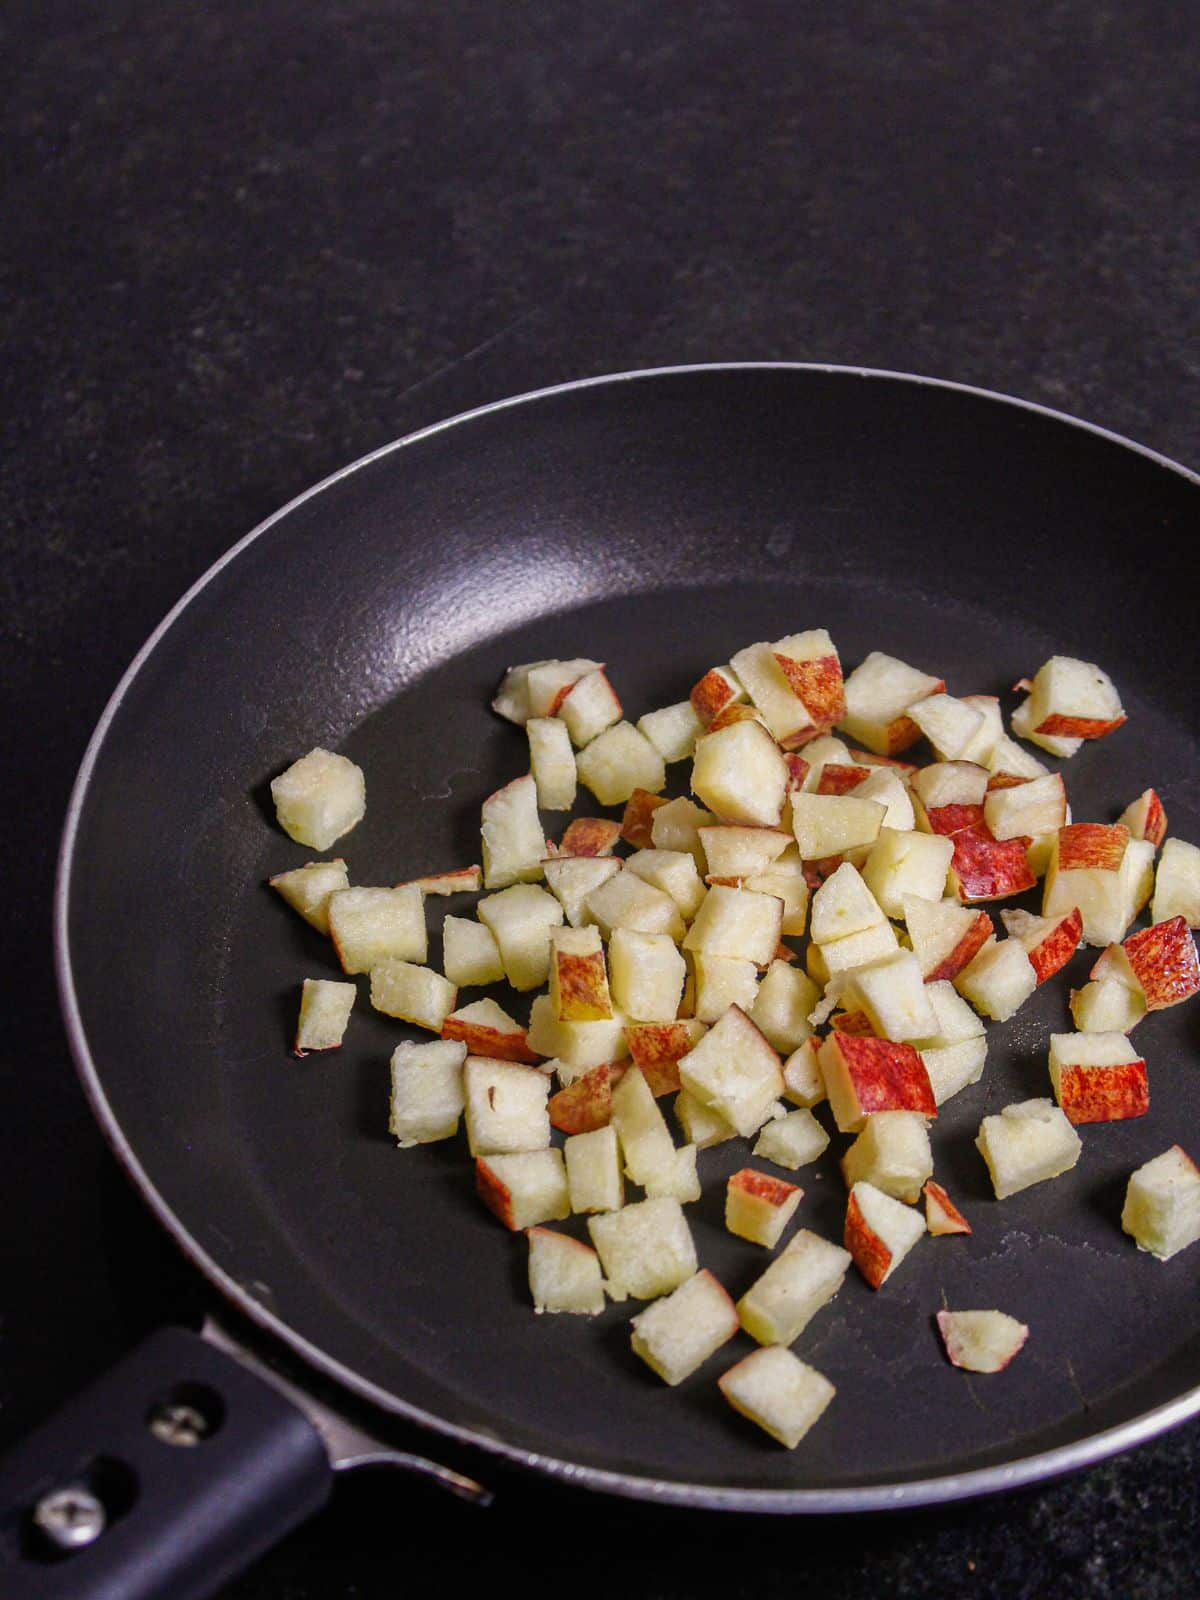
(0, 1327), (333, 1600)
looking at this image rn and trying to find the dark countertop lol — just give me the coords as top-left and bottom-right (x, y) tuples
(2, 3), (1197, 1595)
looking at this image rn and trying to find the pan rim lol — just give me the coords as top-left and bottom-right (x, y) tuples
(54, 360), (1200, 1511)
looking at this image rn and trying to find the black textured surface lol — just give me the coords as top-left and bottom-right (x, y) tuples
(3, 5), (1199, 1597)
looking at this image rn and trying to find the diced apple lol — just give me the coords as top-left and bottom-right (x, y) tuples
(948, 824), (1037, 903)
(919, 1036), (988, 1106)
(547, 925), (613, 1021)
(699, 825), (792, 880)
(557, 668), (623, 747)
(999, 905), (1082, 983)
(745, 846), (810, 936)
(526, 993), (628, 1070)
(791, 792), (886, 861)
(369, 960), (457, 1031)
(625, 1019), (707, 1093)
(690, 664), (747, 726)
(815, 763), (871, 795)
(527, 717), (577, 810)
(1014, 655), (1126, 743)
(329, 885), (427, 973)
(477, 1149), (569, 1230)
(810, 861), (887, 944)
(526, 1226), (606, 1315)
(1118, 788), (1168, 849)
(515, 659), (602, 719)
(675, 1087), (738, 1148)
(491, 659), (550, 724)
(603, 928), (685, 1024)
(575, 721), (666, 805)
(637, 700), (704, 764)
(477, 882), (564, 990)
(269, 858), (350, 934)
(548, 1062), (622, 1134)
(902, 894), (994, 982)
(1011, 693), (1082, 758)
(541, 855), (622, 927)
(984, 773), (1067, 842)
(845, 1181), (926, 1288)
(463, 1056), (551, 1154)
(479, 774), (547, 890)
(753, 1107), (830, 1170)
(556, 818), (622, 856)
(819, 920), (902, 978)
(564, 1124), (624, 1213)
(918, 800), (985, 838)
(630, 1269), (740, 1385)
(862, 829), (954, 919)
(987, 733), (1050, 783)
(737, 1228), (852, 1345)
(1043, 823), (1132, 946)
(624, 848), (707, 919)
(1151, 838), (1200, 927)
(620, 789), (668, 849)
(719, 1346), (836, 1448)
(937, 1309), (1028, 1372)
(726, 1168), (804, 1247)
(693, 949), (760, 1026)
(388, 1038), (467, 1146)
(610, 1067), (677, 1187)
(748, 960), (819, 1053)
(1048, 1030), (1149, 1124)
(819, 1032), (935, 1133)
(442, 996), (538, 1062)
(841, 1111), (932, 1204)
(588, 1196), (698, 1300)
(782, 1039), (827, 1108)
(953, 938), (1038, 1022)
(684, 884), (784, 966)
(839, 652), (944, 755)
(584, 871), (685, 942)
(912, 761), (990, 812)
(292, 978), (355, 1056)
(1105, 917), (1200, 1010)
(692, 719), (791, 827)
(923, 1180), (972, 1236)
(709, 703), (767, 731)
(440, 915), (506, 988)
(772, 628), (846, 731)
(1069, 976), (1147, 1033)
(650, 794), (717, 865)
(959, 695), (1005, 765)
(270, 748), (365, 850)
(1121, 1145), (1200, 1260)
(730, 641), (816, 746)
(975, 1098), (1082, 1198)
(399, 865), (484, 896)
(678, 1004), (785, 1137)
(906, 693), (987, 762)
(843, 950), (939, 1040)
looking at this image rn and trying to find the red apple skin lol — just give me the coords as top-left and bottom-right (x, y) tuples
(559, 817), (623, 856)
(620, 789), (667, 848)
(559, 667), (621, 722)
(844, 1191), (893, 1289)
(729, 1168), (801, 1208)
(1136, 789), (1168, 848)
(441, 1018), (540, 1064)
(1034, 712), (1127, 740)
(548, 1062), (625, 1134)
(815, 764), (872, 796)
(925, 803), (986, 837)
(883, 680), (947, 756)
(785, 753), (811, 789)
(690, 669), (740, 725)
(936, 1309), (1027, 1371)
(625, 1022), (705, 1094)
(924, 910), (995, 982)
(950, 824), (1037, 902)
(773, 652), (846, 729)
(1057, 822), (1129, 874)
(923, 1181), (972, 1236)
(475, 1159), (518, 1229)
(553, 951), (613, 1021)
(848, 748), (920, 776)
(830, 1009), (876, 1036)
(1123, 917), (1200, 1010)
(1057, 1060), (1149, 1124)
(708, 702), (766, 733)
(400, 865), (482, 893)
(834, 1034), (937, 1119)
(986, 772), (1030, 792)
(1026, 907), (1084, 983)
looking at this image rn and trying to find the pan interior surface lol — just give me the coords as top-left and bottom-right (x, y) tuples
(61, 368), (1200, 1502)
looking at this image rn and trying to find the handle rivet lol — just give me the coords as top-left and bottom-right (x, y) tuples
(33, 1485), (107, 1551)
(148, 1400), (212, 1447)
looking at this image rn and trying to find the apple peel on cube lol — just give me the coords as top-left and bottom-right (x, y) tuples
(937, 1309), (1028, 1373)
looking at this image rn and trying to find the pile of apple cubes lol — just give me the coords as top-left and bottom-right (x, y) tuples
(270, 637), (1200, 1450)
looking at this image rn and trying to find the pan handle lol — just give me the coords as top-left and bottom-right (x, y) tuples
(0, 1326), (333, 1600)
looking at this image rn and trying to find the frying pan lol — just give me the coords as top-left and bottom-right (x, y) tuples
(4, 364), (1199, 1597)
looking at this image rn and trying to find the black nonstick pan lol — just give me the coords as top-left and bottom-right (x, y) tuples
(6, 365), (1199, 1597)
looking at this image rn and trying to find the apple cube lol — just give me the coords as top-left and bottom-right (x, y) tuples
(719, 1347), (836, 1448)
(690, 663), (747, 726)
(1118, 788), (1168, 849)
(479, 774), (547, 890)
(678, 1004), (784, 1137)
(839, 651), (944, 754)
(526, 717), (577, 811)
(976, 1099), (1082, 1198)
(388, 1038), (467, 1146)
(511, 658), (601, 719)
(1043, 823), (1131, 946)
(730, 641), (816, 746)
(1151, 838), (1200, 927)
(595, 929), (684, 1026)
(631, 1269), (740, 1384)
(476, 1149), (569, 1230)
(699, 825), (792, 881)
(637, 700), (704, 765)
(772, 628), (846, 730)
(818, 1033), (936, 1133)
(1069, 976), (1147, 1033)
(692, 948), (760, 1024)
(814, 763), (871, 796)
(999, 905), (1082, 983)
(557, 668), (623, 748)
(983, 773), (1067, 842)
(726, 1168), (804, 1248)
(463, 1056), (551, 1155)
(684, 884), (784, 966)
(293, 978), (356, 1056)
(624, 848), (707, 920)
(902, 894), (994, 981)
(611, 1067), (677, 1187)
(923, 1180), (972, 1236)
(584, 872), (685, 943)
(1121, 1146), (1200, 1260)
(625, 1019), (707, 1093)
(1015, 655), (1126, 742)
(442, 996), (537, 1062)
(912, 761), (990, 812)
(620, 789), (668, 850)
(782, 1039), (827, 1108)
(748, 960), (819, 1053)
(953, 938), (1038, 1022)
(269, 858), (350, 935)
(525, 993), (628, 1070)
(270, 748), (365, 850)
(554, 818), (620, 857)
(796, 735), (854, 787)
(843, 950), (939, 1040)
(526, 1227), (605, 1315)
(476, 883), (562, 990)
(1048, 1030), (1149, 1124)
(548, 1062), (622, 1135)
(937, 1309), (1028, 1372)
(491, 659), (547, 724)
(906, 693), (986, 761)
(987, 733), (1050, 783)
(564, 1124), (624, 1213)
(912, 980), (987, 1105)
(547, 925), (612, 1021)
(541, 855), (622, 928)
(948, 824), (1037, 903)
(845, 1181), (926, 1288)
(650, 794), (718, 865)
(369, 960), (456, 1031)
(440, 916), (505, 989)
(329, 885), (427, 973)
(862, 829), (954, 920)
(840, 1111), (932, 1204)
(810, 861), (887, 944)
(736, 1228), (852, 1345)
(818, 918), (900, 976)
(959, 695), (1005, 765)
(1110, 917), (1200, 1010)
(745, 846), (810, 937)
(753, 1107), (829, 1171)
(1011, 694), (1081, 759)
(692, 719), (790, 827)
(576, 721), (666, 805)
(791, 792), (885, 861)
(675, 1087), (738, 1148)
(587, 1196), (697, 1300)
(399, 865), (483, 896)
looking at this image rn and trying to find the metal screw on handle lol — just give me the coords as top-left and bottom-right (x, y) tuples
(32, 1485), (108, 1552)
(148, 1401), (212, 1447)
